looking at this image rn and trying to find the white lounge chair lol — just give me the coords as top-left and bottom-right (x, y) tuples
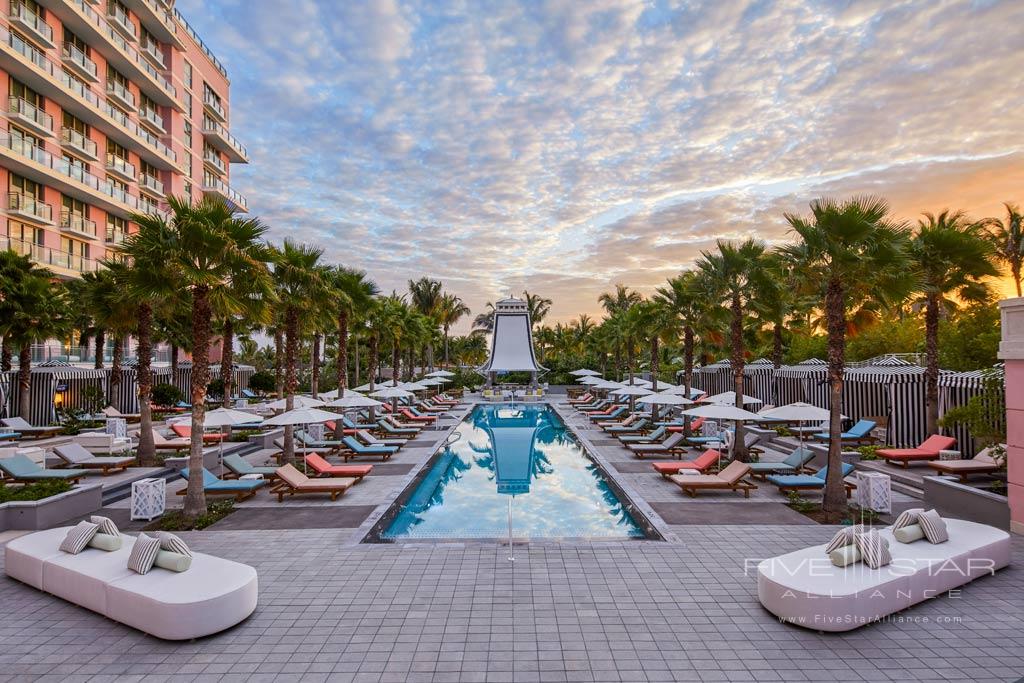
(77, 432), (133, 455)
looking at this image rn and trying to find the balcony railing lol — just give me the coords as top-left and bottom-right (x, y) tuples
(202, 177), (248, 212)
(203, 149), (226, 174)
(203, 92), (226, 121)
(202, 117), (248, 161)
(61, 41), (99, 80)
(60, 127), (99, 159)
(174, 8), (227, 78)
(106, 2), (137, 40)
(138, 173), (164, 195)
(7, 95), (53, 136)
(2, 236), (99, 274)
(106, 80), (136, 109)
(9, 2), (54, 47)
(139, 105), (165, 132)
(7, 192), (53, 223)
(60, 209), (99, 237)
(140, 37), (164, 67)
(105, 153), (136, 180)
(106, 226), (127, 244)
(138, 0), (179, 41)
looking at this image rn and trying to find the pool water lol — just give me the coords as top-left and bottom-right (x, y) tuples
(381, 403), (645, 540)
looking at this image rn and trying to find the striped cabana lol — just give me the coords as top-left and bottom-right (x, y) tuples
(110, 361), (174, 413)
(742, 358), (776, 404)
(843, 360), (930, 447)
(171, 361), (255, 401)
(938, 366), (1005, 456)
(772, 359), (828, 408)
(1, 365), (108, 425)
(686, 359), (733, 396)
(172, 360), (193, 398)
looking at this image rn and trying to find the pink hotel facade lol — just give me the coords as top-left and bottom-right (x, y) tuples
(0, 0), (247, 278)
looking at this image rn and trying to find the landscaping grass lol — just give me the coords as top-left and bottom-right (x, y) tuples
(144, 500), (236, 531)
(0, 480), (73, 504)
(784, 491), (883, 525)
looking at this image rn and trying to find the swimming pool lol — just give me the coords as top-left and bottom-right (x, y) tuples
(380, 403), (646, 540)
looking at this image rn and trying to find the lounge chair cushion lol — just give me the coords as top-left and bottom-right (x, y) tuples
(829, 545), (861, 568)
(60, 521), (99, 555)
(90, 515), (120, 536)
(157, 532), (192, 557)
(182, 467), (265, 492)
(917, 509), (949, 544)
(88, 533), (122, 552)
(893, 524), (925, 544)
(127, 533), (161, 575)
(153, 551), (192, 573)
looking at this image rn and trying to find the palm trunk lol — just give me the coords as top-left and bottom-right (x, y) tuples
(925, 294), (940, 435)
(170, 345), (179, 375)
(334, 310), (349, 439)
(109, 336), (123, 404)
(94, 329), (105, 369)
(354, 339), (361, 386)
(283, 307), (299, 461)
(220, 318), (234, 404)
(136, 303), (156, 466)
(822, 278), (848, 522)
(427, 342), (434, 373)
(273, 327), (284, 398)
(730, 292), (748, 461)
(392, 344), (400, 384)
(1014, 261), (1022, 298)
(18, 345), (31, 420)
(184, 285), (211, 519)
(772, 323), (783, 369)
(310, 333), (321, 398)
(443, 328), (450, 366)
(683, 326), (695, 436)
(1, 337), (11, 372)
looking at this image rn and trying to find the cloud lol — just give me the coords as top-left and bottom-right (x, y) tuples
(177, 0), (1024, 333)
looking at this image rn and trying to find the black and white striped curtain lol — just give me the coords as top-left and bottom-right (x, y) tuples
(688, 361), (732, 396)
(938, 367), (1004, 456)
(742, 359), (776, 404)
(109, 365), (174, 413)
(843, 366), (927, 447)
(772, 360), (828, 408)
(1, 367), (106, 425)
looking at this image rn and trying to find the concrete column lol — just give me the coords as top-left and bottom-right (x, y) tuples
(998, 298), (1024, 535)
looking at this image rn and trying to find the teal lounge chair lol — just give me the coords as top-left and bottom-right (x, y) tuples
(296, 430), (346, 454)
(619, 426), (667, 444)
(811, 419), (877, 444)
(343, 415), (377, 430)
(341, 436), (397, 461)
(223, 453), (280, 479)
(180, 466), (266, 500)
(606, 418), (649, 434)
(0, 417), (60, 439)
(748, 447), (815, 480)
(767, 462), (856, 497)
(588, 406), (627, 422)
(0, 454), (87, 483)
(0, 431), (20, 441)
(378, 419), (418, 436)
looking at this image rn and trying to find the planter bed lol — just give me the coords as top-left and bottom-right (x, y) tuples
(0, 484), (103, 531)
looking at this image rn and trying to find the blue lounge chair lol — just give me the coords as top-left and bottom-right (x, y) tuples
(296, 430), (345, 454)
(341, 436), (397, 461)
(811, 419), (877, 444)
(0, 454), (87, 483)
(223, 453), (279, 479)
(589, 406), (627, 422)
(748, 447), (815, 479)
(378, 419), (418, 436)
(180, 467), (266, 500)
(343, 415), (377, 430)
(0, 431), (20, 441)
(620, 426), (667, 444)
(766, 462), (856, 497)
(241, 388), (258, 399)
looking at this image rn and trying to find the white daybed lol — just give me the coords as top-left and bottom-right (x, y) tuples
(757, 518), (1009, 632)
(5, 527), (257, 640)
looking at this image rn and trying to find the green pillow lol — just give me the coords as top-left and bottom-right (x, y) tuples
(894, 523), (925, 544)
(87, 533), (122, 552)
(829, 544), (861, 568)
(153, 550), (192, 573)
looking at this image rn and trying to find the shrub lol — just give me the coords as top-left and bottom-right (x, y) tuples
(857, 445), (881, 461)
(146, 500), (235, 531)
(0, 480), (72, 504)
(151, 383), (183, 407)
(206, 377), (225, 400)
(248, 370), (275, 395)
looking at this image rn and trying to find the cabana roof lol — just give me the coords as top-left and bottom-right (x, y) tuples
(479, 297), (545, 374)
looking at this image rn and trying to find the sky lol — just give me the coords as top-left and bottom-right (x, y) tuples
(179, 0), (1024, 334)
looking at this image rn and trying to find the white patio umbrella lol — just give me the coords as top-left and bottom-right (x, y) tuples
(426, 370), (455, 377)
(401, 381), (430, 391)
(664, 385), (706, 398)
(203, 407), (265, 475)
(570, 369), (601, 377)
(593, 379), (623, 390)
(371, 385), (415, 414)
(578, 376), (602, 385)
(637, 392), (693, 406)
(263, 407), (341, 472)
(265, 395), (325, 410)
(611, 385), (652, 413)
(704, 391), (763, 406)
(680, 404), (763, 466)
(619, 377), (652, 387)
(326, 394), (382, 409)
(758, 402), (840, 451)
(353, 379), (403, 392)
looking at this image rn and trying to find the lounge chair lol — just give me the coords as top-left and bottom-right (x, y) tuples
(588, 407), (627, 423)
(0, 417), (60, 440)
(151, 430), (191, 452)
(222, 453), (280, 479)
(627, 433), (687, 459)
(53, 443), (135, 475)
(241, 388), (259, 399)
(878, 435), (957, 468)
(378, 419), (418, 437)
(790, 420), (827, 436)
(271, 437), (319, 457)
(811, 419), (877, 445)
(597, 413), (639, 429)
(76, 432), (133, 455)
(100, 406), (141, 423)
(384, 414), (421, 430)
(295, 430), (345, 455)
(341, 436), (396, 461)
(568, 392), (594, 406)
(666, 417), (706, 433)
(415, 402), (446, 413)
(0, 431), (19, 442)
(171, 423), (228, 443)
(342, 415), (377, 430)
(305, 453), (373, 480)
(0, 454), (86, 483)
(270, 463), (356, 501)
(766, 462), (856, 497)
(578, 401), (613, 414)
(926, 449), (1002, 481)
(747, 447), (816, 480)
(619, 426), (667, 444)
(668, 460), (757, 498)
(179, 467), (266, 501)
(400, 408), (436, 423)
(651, 449), (721, 477)
(606, 417), (649, 434)
(356, 429), (405, 448)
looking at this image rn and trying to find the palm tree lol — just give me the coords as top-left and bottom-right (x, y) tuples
(408, 278), (443, 371)
(696, 239), (772, 461)
(80, 270), (135, 406)
(132, 196), (273, 519)
(473, 301), (496, 333)
(523, 291), (552, 330)
(751, 251), (804, 368)
(782, 196), (913, 522)
(328, 267), (378, 434)
(274, 239), (329, 461)
(909, 210), (999, 434)
(656, 271), (722, 414)
(986, 203), (1024, 297)
(437, 292), (470, 366)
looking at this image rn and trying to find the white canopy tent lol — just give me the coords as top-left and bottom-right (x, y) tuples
(478, 297), (546, 386)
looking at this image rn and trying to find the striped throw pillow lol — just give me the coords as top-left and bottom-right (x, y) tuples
(126, 533), (161, 574)
(917, 509), (949, 544)
(855, 530), (892, 569)
(59, 521), (99, 555)
(157, 532), (192, 557)
(90, 515), (120, 537)
(824, 524), (867, 554)
(892, 508), (923, 530)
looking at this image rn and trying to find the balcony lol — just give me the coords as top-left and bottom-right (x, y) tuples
(8, 2), (55, 49)
(105, 226), (127, 246)
(62, 41), (99, 82)
(203, 149), (226, 175)
(106, 80), (136, 110)
(139, 37), (164, 68)
(60, 127), (99, 160)
(124, 0), (181, 48)
(6, 95), (54, 137)
(106, 3), (137, 41)
(201, 118), (248, 163)
(202, 177), (248, 213)
(203, 92), (226, 122)
(7, 192), (54, 225)
(2, 235), (99, 276)
(138, 173), (163, 196)
(138, 105), (165, 133)
(60, 209), (98, 238)
(105, 153), (136, 182)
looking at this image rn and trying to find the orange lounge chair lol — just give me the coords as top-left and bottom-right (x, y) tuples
(400, 409), (436, 422)
(666, 417), (706, 433)
(668, 461), (757, 498)
(171, 423), (228, 443)
(878, 435), (956, 468)
(270, 463), (356, 502)
(305, 453), (373, 480)
(651, 449), (721, 478)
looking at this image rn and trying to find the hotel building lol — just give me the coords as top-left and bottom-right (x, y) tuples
(0, 0), (247, 279)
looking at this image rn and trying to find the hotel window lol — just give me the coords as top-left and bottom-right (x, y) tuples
(10, 222), (44, 246)
(183, 180), (192, 199)
(106, 66), (133, 110)
(61, 195), (88, 219)
(185, 151), (192, 177)
(62, 111), (88, 136)
(184, 120), (192, 146)
(62, 236), (89, 269)
(107, 176), (129, 199)
(9, 78), (44, 109)
(185, 94), (192, 119)
(63, 26), (88, 54)
(107, 139), (129, 164)
(203, 170), (220, 187)
(140, 27), (160, 57)
(63, 153), (88, 182)
(107, 214), (127, 241)
(9, 174), (43, 200)
(183, 61), (193, 89)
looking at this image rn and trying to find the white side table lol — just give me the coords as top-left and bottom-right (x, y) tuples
(938, 450), (961, 461)
(240, 473), (263, 481)
(856, 471), (891, 513)
(131, 477), (166, 521)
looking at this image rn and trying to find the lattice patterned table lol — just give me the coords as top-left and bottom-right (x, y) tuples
(131, 477), (166, 521)
(856, 471), (891, 513)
